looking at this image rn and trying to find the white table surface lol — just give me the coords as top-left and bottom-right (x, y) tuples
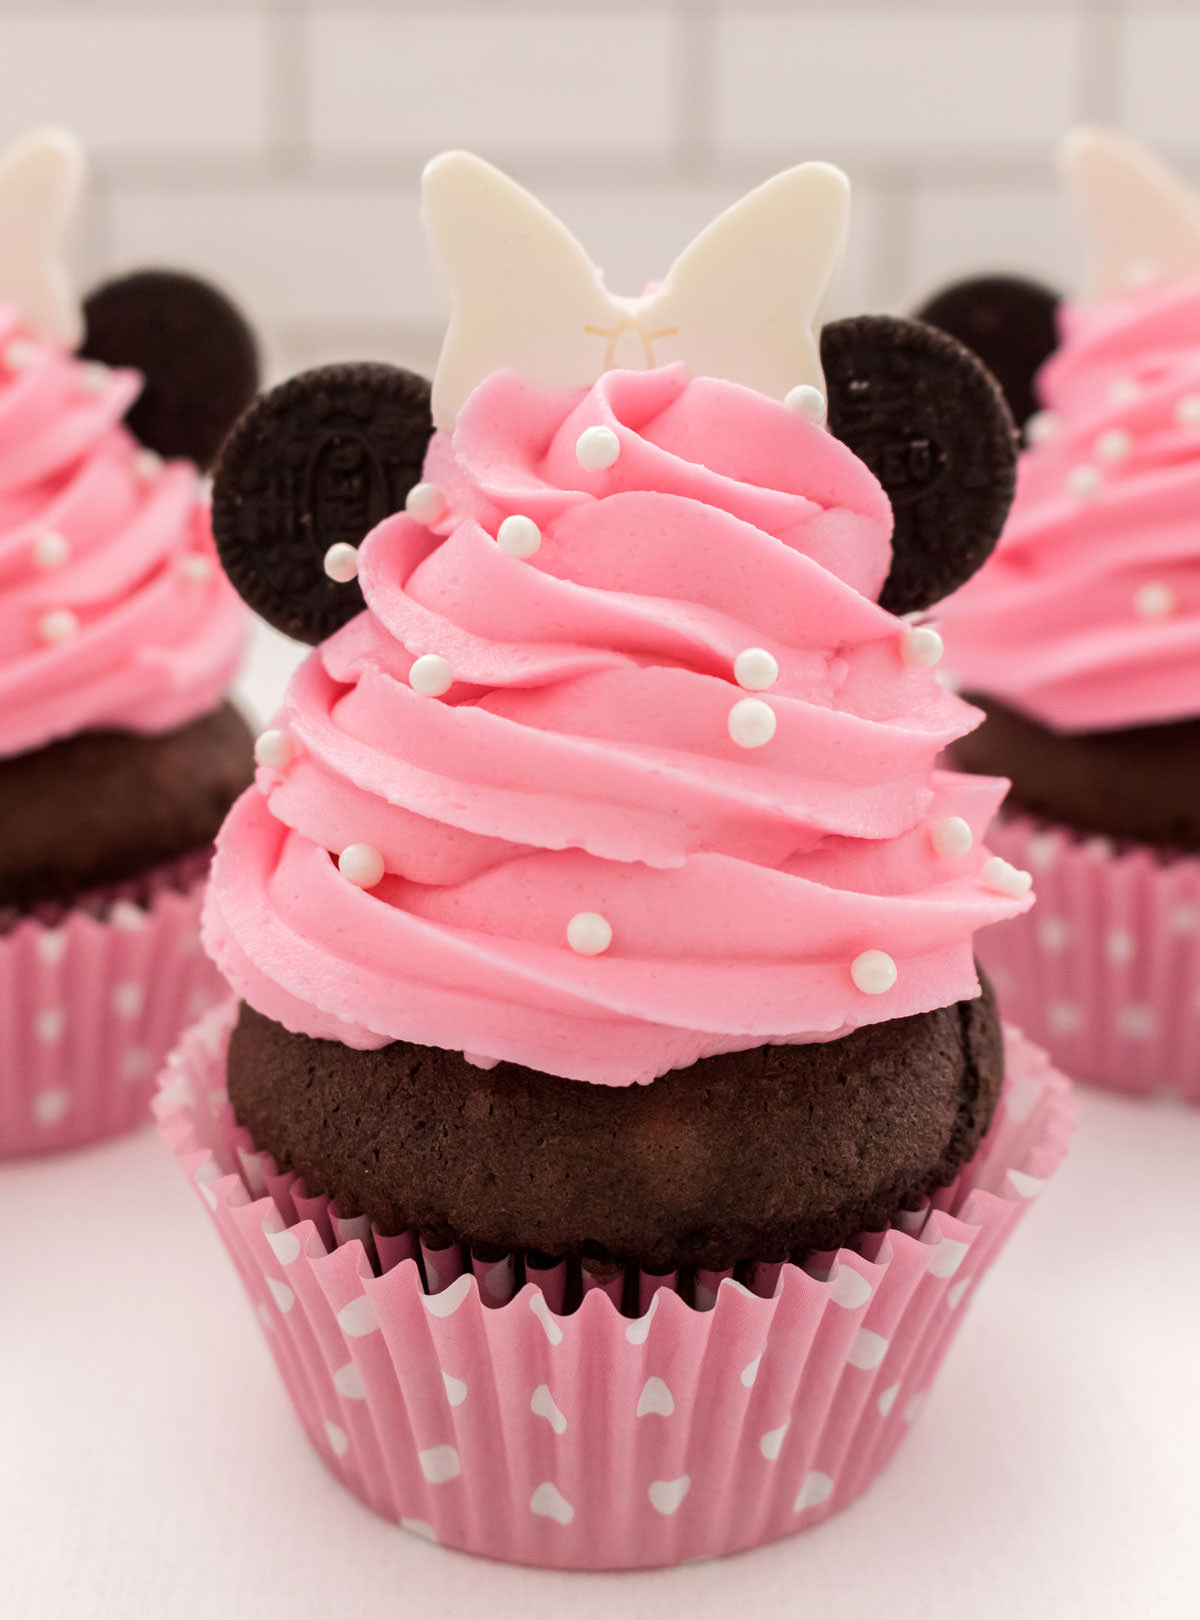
(4, 625), (1199, 1620)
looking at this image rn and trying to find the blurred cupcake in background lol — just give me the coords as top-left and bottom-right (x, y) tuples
(921, 128), (1200, 1102)
(159, 153), (1073, 1569)
(0, 128), (260, 1154)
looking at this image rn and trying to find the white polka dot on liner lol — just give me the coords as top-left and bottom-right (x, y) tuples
(567, 912), (612, 955)
(338, 844), (385, 889)
(733, 648), (778, 691)
(575, 425), (620, 471)
(33, 530), (69, 569)
(323, 542), (359, 583)
(405, 482), (446, 524)
(1066, 465), (1101, 501)
(981, 856), (1033, 897)
(1025, 410), (1058, 445)
(728, 697), (776, 748)
(900, 626), (943, 668)
(930, 816), (973, 859)
(784, 384), (827, 424)
(497, 514), (541, 558)
(1094, 427), (1132, 464)
(409, 653), (453, 696)
(38, 607), (79, 643)
(1176, 394), (1200, 426)
(851, 950), (897, 995)
(1134, 581), (1175, 619)
(254, 728), (295, 770)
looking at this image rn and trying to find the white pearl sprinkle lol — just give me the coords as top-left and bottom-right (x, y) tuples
(497, 514), (542, 558)
(1094, 427), (1132, 464)
(1175, 394), (1200, 426)
(79, 361), (110, 393)
(409, 653), (453, 697)
(135, 448), (163, 481)
(981, 856), (1033, 898)
(405, 482), (446, 524)
(5, 338), (36, 371)
(900, 625), (944, 668)
(323, 542), (360, 583)
(851, 950), (897, 996)
(733, 647), (779, 691)
(1109, 376), (1140, 406)
(254, 728), (295, 770)
(178, 552), (213, 584)
(1134, 581), (1175, 620)
(575, 425), (620, 471)
(33, 530), (70, 569)
(728, 696), (777, 748)
(1066, 465), (1101, 501)
(37, 607), (79, 644)
(1025, 410), (1058, 446)
(566, 911), (612, 956)
(784, 384), (827, 424)
(931, 815), (974, 860)
(338, 843), (385, 889)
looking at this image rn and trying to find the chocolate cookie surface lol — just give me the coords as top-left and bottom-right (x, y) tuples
(228, 981), (1004, 1273)
(0, 701), (255, 911)
(953, 693), (1200, 850)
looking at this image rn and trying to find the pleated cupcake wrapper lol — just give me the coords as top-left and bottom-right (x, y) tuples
(157, 1003), (1073, 1571)
(0, 859), (227, 1157)
(979, 813), (1200, 1103)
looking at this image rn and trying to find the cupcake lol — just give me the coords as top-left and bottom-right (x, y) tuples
(922, 129), (1200, 1102)
(0, 128), (260, 1154)
(159, 152), (1073, 1568)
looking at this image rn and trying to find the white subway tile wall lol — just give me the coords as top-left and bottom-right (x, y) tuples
(1, 1), (1197, 384)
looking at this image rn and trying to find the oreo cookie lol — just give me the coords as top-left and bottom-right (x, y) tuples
(821, 314), (1018, 615)
(212, 363), (434, 643)
(916, 274), (1061, 437)
(81, 268), (259, 467)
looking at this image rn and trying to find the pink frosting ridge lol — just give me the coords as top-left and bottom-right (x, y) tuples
(0, 306), (247, 758)
(206, 364), (1030, 1086)
(939, 276), (1200, 732)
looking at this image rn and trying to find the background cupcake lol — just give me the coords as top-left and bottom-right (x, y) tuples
(161, 152), (1073, 1568)
(923, 129), (1200, 1103)
(0, 127), (260, 1154)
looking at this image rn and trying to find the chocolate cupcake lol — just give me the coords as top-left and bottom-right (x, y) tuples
(161, 152), (1072, 1567)
(923, 129), (1200, 1102)
(0, 128), (259, 1153)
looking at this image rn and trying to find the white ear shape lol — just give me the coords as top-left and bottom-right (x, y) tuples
(422, 151), (849, 431)
(1060, 127), (1200, 302)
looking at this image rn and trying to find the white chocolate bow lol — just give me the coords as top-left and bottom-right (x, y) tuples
(422, 151), (849, 431)
(1060, 127), (1200, 303)
(0, 126), (84, 347)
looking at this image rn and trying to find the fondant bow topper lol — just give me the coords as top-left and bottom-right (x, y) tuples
(423, 150), (850, 431)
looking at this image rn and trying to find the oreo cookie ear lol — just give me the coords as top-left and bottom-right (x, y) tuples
(212, 362), (434, 644)
(80, 268), (260, 468)
(820, 314), (1018, 616)
(914, 274), (1061, 438)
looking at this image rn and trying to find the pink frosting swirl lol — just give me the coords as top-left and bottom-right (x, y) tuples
(939, 277), (1200, 732)
(0, 307), (247, 758)
(206, 364), (1029, 1086)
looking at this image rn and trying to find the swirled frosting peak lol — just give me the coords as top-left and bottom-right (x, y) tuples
(0, 307), (247, 757)
(939, 276), (1200, 732)
(206, 364), (1030, 1086)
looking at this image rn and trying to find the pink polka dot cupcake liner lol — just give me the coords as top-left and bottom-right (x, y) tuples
(0, 852), (228, 1157)
(156, 1003), (1073, 1571)
(978, 813), (1200, 1103)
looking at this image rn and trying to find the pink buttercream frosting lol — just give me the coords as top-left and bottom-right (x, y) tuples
(0, 307), (247, 758)
(939, 277), (1200, 732)
(206, 364), (1029, 1086)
